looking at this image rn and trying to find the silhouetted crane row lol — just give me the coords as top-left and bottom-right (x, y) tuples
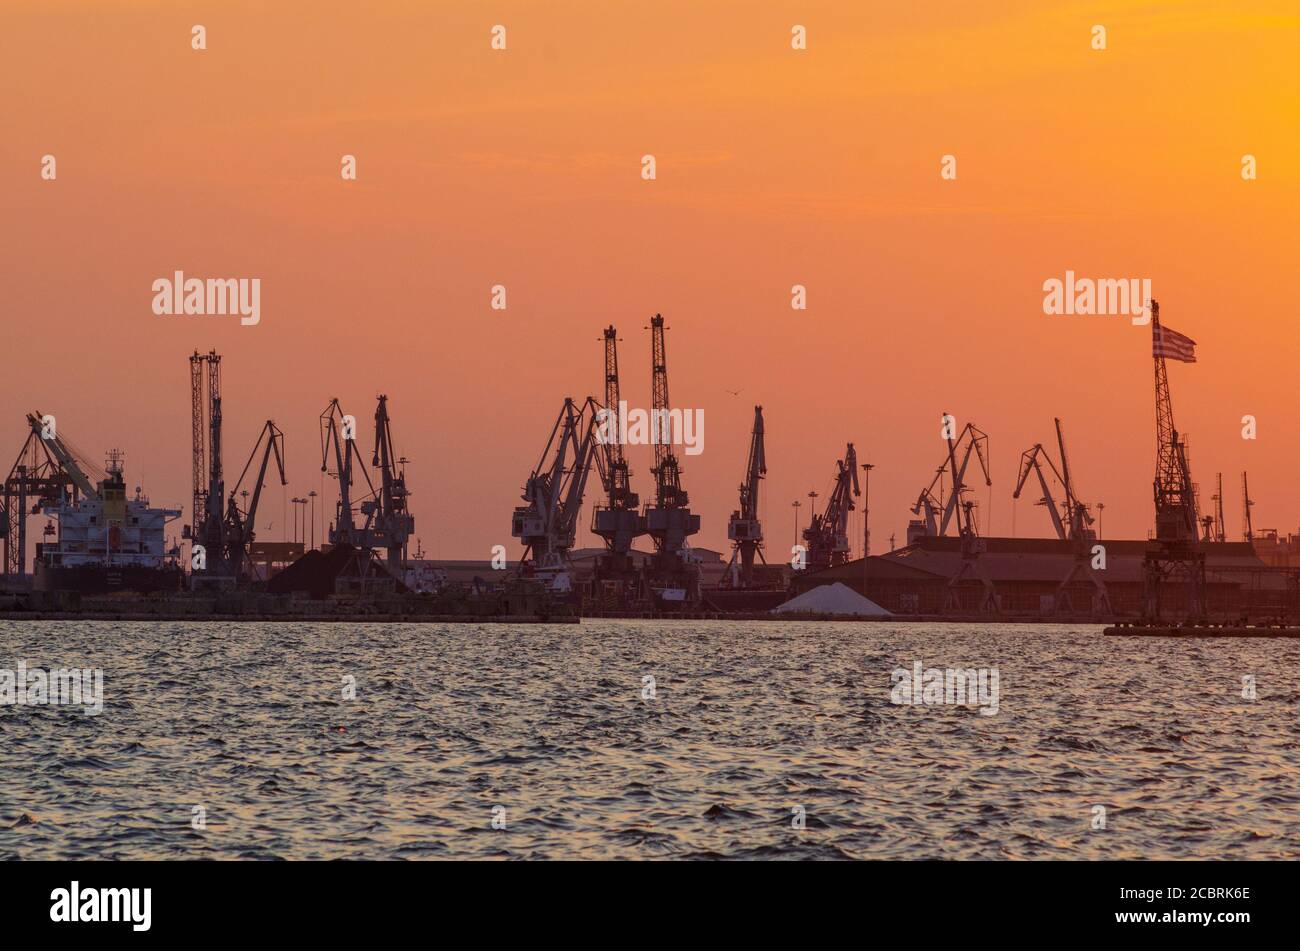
(803, 442), (859, 572)
(724, 405), (766, 588)
(512, 397), (601, 593)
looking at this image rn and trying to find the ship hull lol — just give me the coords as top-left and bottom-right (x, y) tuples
(34, 561), (185, 594)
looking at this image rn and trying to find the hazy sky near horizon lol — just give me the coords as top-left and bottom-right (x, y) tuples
(2, 1), (1298, 559)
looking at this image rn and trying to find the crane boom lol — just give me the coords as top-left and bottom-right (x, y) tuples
(24, 412), (97, 499)
(1242, 471), (1254, 542)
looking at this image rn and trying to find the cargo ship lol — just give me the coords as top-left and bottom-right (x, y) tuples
(34, 450), (184, 594)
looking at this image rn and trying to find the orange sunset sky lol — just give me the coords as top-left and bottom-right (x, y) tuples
(2, 1), (1298, 560)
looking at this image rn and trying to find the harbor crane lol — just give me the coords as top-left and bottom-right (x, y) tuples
(1012, 418), (1095, 543)
(936, 415), (997, 613)
(723, 406), (767, 588)
(908, 421), (991, 545)
(1142, 300), (1205, 619)
(1210, 472), (1226, 543)
(641, 314), (701, 603)
(365, 395), (415, 568)
(186, 351), (291, 584)
(2, 412), (94, 575)
(591, 326), (646, 593)
(320, 398), (378, 550)
(1152, 303), (1200, 544)
(223, 420), (287, 581)
(320, 396), (414, 590)
(802, 442), (858, 572)
(1013, 418), (1110, 615)
(512, 397), (601, 593)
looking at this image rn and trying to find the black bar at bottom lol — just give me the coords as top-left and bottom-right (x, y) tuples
(0, 859), (1273, 938)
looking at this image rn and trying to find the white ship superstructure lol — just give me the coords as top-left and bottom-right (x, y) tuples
(39, 450), (181, 570)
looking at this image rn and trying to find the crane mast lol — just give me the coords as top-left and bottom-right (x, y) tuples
(641, 314), (700, 602)
(1211, 472), (1226, 543)
(1151, 302), (1199, 541)
(600, 326), (634, 506)
(189, 352), (209, 540)
(648, 315), (686, 508)
(591, 326), (646, 587)
(724, 406), (766, 587)
(1142, 300), (1205, 620)
(186, 350), (232, 583)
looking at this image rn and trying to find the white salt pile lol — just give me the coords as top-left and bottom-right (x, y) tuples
(772, 582), (892, 617)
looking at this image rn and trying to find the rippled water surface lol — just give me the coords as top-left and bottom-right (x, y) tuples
(2, 619), (1298, 859)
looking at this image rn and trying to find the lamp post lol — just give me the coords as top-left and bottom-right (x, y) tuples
(861, 462), (874, 597)
(292, 498), (308, 545)
(308, 490), (317, 549)
(791, 500), (802, 546)
(861, 462), (874, 557)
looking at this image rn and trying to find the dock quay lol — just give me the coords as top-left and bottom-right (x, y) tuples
(1104, 623), (1300, 638)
